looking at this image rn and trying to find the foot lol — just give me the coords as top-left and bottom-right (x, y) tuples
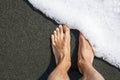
(78, 33), (94, 74)
(51, 25), (71, 70)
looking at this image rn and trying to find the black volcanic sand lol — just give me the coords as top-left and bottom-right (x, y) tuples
(0, 0), (120, 80)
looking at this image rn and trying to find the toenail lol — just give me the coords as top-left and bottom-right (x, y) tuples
(56, 28), (59, 31)
(59, 25), (62, 28)
(54, 31), (56, 34)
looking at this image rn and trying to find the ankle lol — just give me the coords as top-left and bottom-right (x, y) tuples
(81, 65), (105, 80)
(60, 59), (71, 71)
(78, 60), (93, 74)
(56, 54), (71, 71)
(56, 62), (71, 72)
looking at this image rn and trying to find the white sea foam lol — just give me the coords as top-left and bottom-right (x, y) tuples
(28, 0), (120, 69)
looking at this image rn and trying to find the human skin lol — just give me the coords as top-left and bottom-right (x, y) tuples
(48, 25), (104, 80)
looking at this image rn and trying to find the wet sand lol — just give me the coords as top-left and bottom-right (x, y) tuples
(0, 0), (120, 80)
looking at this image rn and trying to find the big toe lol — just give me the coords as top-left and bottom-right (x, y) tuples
(63, 25), (70, 40)
(63, 25), (70, 33)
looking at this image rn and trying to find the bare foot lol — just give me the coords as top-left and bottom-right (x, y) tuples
(78, 33), (94, 74)
(51, 25), (71, 70)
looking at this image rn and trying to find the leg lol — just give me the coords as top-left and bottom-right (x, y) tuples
(78, 33), (105, 80)
(48, 25), (71, 80)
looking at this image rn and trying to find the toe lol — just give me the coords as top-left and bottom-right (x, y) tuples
(54, 31), (57, 42)
(63, 25), (70, 40)
(56, 27), (61, 40)
(56, 28), (59, 35)
(59, 25), (63, 34)
(51, 34), (55, 46)
(63, 25), (70, 33)
(59, 25), (64, 39)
